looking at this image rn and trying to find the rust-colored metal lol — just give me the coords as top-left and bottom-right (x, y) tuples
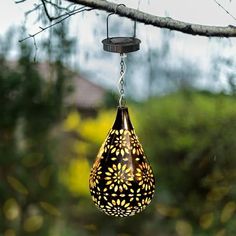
(102, 5), (141, 54)
(102, 37), (141, 53)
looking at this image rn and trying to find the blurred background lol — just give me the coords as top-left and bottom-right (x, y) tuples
(0, 0), (236, 235)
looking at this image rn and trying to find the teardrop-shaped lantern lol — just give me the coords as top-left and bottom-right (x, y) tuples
(89, 107), (155, 217)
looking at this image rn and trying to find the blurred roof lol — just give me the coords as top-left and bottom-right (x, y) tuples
(71, 74), (106, 109)
(39, 62), (107, 110)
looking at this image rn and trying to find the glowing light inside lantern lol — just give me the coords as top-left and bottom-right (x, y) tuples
(89, 107), (155, 217)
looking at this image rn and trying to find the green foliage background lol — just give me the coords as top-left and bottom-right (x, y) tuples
(60, 92), (236, 236)
(0, 28), (235, 236)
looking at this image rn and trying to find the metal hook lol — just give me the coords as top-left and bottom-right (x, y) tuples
(106, 4), (137, 39)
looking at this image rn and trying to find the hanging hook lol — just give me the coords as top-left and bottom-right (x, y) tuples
(106, 4), (137, 39)
(133, 20), (137, 38)
(106, 4), (126, 39)
(102, 4), (141, 54)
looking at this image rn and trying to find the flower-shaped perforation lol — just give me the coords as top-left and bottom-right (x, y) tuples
(137, 197), (152, 211)
(105, 163), (133, 192)
(130, 130), (144, 155)
(105, 199), (132, 217)
(109, 129), (130, 156)
(89, 162), (102, 188)
(103, 130), (112, 153)
(91, 186), (110, 202)
(136, 162), (155, 191)
(128, 188), (142, 202)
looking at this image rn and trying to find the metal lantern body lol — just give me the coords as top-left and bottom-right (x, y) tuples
(89, 107), (155, 217)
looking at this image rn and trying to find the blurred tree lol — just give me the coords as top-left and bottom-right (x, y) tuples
(0, 23), (75, 236)
(138, 92), (236, 236)
(211, 52), (236, 95)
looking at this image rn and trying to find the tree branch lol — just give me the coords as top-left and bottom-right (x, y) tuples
(66, 0), (236, 37)
(41, 0), (78, 21)
(41, 0), (55, 21)
(15, 0), (27, 3)
(214, 0), (236, 22)
(25, 3), (42, 17)
(19, 7), (93, 42)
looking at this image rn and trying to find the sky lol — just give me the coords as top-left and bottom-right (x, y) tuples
(1, 0), (236, 98)
(5, 0), (236, 28)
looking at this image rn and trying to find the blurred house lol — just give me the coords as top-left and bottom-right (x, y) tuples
(71, 74), (107, 116)
(37, 62), (107, 116)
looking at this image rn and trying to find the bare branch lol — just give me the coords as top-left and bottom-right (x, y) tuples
(15, 0), (27, 3)
(25, 3), (42, 17)
(66, 0), (236, 37)
(41, 0), (87, 22)
(19, 7), (93, 42)
(214, 0), (236, 22)
(44, 0), (76, 12)
(41, 0), (55, 21)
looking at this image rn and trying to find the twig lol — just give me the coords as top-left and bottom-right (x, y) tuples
(43, 5), (87, 21)
(44, 0), (76, 12)
(42, 0), (87, 22)
(214, 0), (236, 22)
(19, 7), (93, 43)
(25, 3), (42, 17)
(15, 0), (26, 3)
(41, 0), (55, 21)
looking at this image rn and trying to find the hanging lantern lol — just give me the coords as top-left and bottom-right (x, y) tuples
(89, 5), (156, 217)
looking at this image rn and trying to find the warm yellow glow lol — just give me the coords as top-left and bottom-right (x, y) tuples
(61, 158), (90, 196)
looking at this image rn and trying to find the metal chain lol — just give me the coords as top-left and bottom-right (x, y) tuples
(118, 53), (127, 107)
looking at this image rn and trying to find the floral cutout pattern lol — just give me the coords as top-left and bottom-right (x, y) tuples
(110, 134), (129, 156)
(130, 130), (144, 155)
(105, 163), (133, 192)
(89, 127), (155, 217)
(136, 162), (155, 191)
(103, 130), (112, 153)
(105, 199), (132, 217)
(89, 162), (102, 188)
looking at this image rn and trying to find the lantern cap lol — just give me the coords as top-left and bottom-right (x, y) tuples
(103, 4), (141, 54)
(102, 37), (141, 53)
(112, 106), (133, 130)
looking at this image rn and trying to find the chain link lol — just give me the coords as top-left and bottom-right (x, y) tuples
(118, 54), (126, 107)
